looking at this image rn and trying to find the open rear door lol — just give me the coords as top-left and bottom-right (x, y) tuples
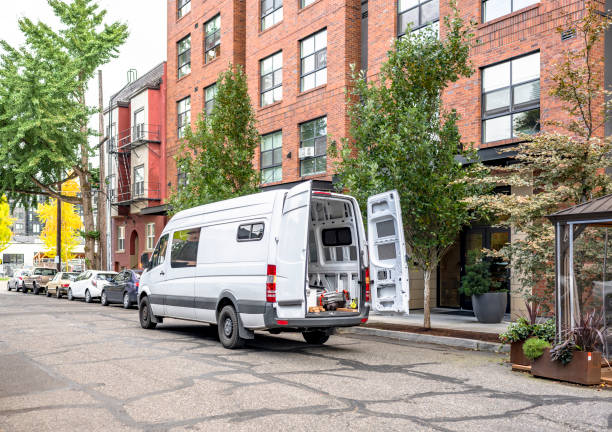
(275, 181), (312, 318)
(367, 190), (410, 314)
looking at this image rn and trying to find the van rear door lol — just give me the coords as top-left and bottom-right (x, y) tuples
(275, 181), (312, 318)
(367, 190), (409, 314)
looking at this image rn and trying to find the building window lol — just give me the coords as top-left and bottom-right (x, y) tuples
(482, 52), (540, 143)
(398, 0), (440, 36)
(133, 165), (145, 197)
(177, 96), (191, 138)
(32, 223), (40, 234)
(3, 254), (24, 265)
(260, 51), (282, 107)
(146, 223), (156, 250)
(300, 117), (327, 176)
(177, 35), (191, 78)
(204, 15), (221, 63)
(300, 29), (327, 92)
(301, 0), (316, 7)
(482, 0), (538, 23)
(205, 84), (217, 116)
(14, 223), (23, 231)
(261, 131), (282, 184)
(177, 0), (191, 19)
(117, 226), (125, 252)
(261, 0), (283, 31)
(133, 108), (145, 140)
(177, 167), (188, 188)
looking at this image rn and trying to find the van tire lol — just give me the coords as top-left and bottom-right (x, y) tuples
(218, 305), (245, 349)
(302, 330), (330, 345)
(139, 296), (157, 329)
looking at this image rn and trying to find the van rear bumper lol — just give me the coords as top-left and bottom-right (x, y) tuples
(263, 304), (370, 330)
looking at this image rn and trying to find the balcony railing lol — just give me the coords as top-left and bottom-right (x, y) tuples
(108, 124), (161, 153)
(112, 182), (161, 205)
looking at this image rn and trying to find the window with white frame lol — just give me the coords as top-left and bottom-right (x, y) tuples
(261, 131), (282, 184)
(300, 117), (327, 176)
(205, 15), (221, 63)
(482, 0), (538, 23)
(177, 96), (191, 138)
(133, 108), (145, 140)
(261, 0), (282, 31)
(205, 84), (217, 116)
(177, 0), (191, 19)
(117, 226), (125, 252)
(260, 51), (282, 106)
(177, 35), (191, 78)
(301, 0), (316, 7)
(133, 165), (145, 197)
(482, 52), (540, 143)
(146, 223), (156, 250)
(398, 0), (439, 36)
(300, 29), (327, 92)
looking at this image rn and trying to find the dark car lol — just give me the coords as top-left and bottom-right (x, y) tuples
(100, 269), (142, 309)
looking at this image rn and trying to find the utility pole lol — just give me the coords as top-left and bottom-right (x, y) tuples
(56, 197), (62, 272)
(98, 70), (107, 270)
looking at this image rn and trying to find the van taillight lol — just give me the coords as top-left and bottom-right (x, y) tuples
(365, 268), (371, 302)
(266, 265), (277, 303)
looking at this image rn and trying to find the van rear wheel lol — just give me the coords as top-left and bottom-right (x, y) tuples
(302, 330), (330, 345)
(218, 305), (245, 349)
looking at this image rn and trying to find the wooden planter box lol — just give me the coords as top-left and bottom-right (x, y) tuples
(510, 341), (530, 366)
(531, 348), (602, 385)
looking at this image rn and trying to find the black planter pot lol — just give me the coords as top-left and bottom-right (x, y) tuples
(472, 292), (507, 323)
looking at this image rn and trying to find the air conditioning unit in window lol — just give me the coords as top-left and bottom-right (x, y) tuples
(299, 147), (314, 159)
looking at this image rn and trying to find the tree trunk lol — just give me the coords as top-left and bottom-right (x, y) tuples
(423, 268), (431, 329)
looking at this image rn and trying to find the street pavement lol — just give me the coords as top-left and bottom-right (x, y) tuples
(0, 285), (610, 432)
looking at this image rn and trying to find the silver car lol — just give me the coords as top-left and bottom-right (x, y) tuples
(7, 269), (31, 292)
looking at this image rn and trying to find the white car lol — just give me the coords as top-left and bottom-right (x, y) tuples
(68, 270), (117, 303)
(7, 269), (31, 292)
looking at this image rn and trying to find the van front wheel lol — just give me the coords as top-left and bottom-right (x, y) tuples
(218, 305), (245, 349)
(139, 296), (157, 330)
(302, 330), (330, 345)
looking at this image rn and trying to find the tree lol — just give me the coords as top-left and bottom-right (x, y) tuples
(475, 2), (612, 311)
(333, 2), (488, 328)
(0, 0), (128, 268)
(36, 179), (83, 262)
(169, 64), (259, 214)
(0, 196), (15, 254)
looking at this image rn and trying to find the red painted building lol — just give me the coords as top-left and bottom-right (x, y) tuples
(104, 62), (168, 271)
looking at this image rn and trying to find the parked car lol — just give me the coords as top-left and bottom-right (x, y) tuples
(101, 269), (142, 309)
(137, 181), (408, 349)
(68, 270), (117, 302)
(46, 272), (80, 298)
(7, 269), (31, 292)
(23, 267), (58, 295)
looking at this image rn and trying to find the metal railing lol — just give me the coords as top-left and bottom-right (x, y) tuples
(109, 124), (161, 151)
(112, 182), (161, 204)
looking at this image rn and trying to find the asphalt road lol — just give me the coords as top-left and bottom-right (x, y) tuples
(0, 285), (610, 432)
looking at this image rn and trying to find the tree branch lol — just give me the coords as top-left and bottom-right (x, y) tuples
(29, 175), (81, 205)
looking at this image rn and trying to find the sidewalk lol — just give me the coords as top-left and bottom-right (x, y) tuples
(339, 308), (511, 353)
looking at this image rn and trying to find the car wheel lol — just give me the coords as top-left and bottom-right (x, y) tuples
(302, 330), (330, 345)
(68, 288), (74, 301)
(33, 283), (39, 295)
(217, 305), (245, 349)
(100, 290), (109, 306)
(122, 292), (131, 309)
(85, 289), (92, 303)
(22, 286), (27, 294)
(46, 289), (51, 297)
(56, 289), (62, 299)
(138, 296), (157, 329)
(7, 284), (11, 292)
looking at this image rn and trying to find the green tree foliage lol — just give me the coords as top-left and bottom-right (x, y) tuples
(169, 65), (259, 214)
(474, 3), (612, 311)
(0, 0), (128, 267)
(459, 250), (501, 297)
(333, 2), (489, 328)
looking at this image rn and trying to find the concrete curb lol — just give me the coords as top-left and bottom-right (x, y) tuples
(338, 326), (510, 353)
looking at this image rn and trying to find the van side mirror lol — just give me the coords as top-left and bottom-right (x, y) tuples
(141, 253), (150, 269)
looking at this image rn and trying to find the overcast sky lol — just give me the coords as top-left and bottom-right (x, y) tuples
(0, 0), (167, 157)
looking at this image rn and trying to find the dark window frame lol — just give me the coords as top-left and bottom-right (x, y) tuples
(299, 116), (327, 177)
(261, 0), (283, 30)
(481, 51), (541, 144)
(204, 15), (221, 64)
(177, 96), (191, 138)
(236, 223), (265, 242)
(260, 51), (283, 107)
(260, 130), (282, 184)
(177, 0), (191, 19)
(204, 84), (217, 116)
(177, 35), (191, 78)
(322, 227), (353, 247)
(300, 29), (327, 92)
(397, 0), (440, 37)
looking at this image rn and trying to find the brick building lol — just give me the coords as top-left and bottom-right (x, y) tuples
(104, 63), (168, 271)
(164, 0), (610, 312)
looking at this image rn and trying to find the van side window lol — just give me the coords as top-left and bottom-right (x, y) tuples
(150, 234), (169, 268)
(322, 227), (352, 246)
(171, 228), (200, 268)
(237, 223), (265, 241)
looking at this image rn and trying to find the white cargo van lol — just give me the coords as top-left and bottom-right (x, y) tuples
(137, 181), (409, 349)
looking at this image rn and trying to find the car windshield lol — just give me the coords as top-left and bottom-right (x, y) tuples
(63, 273), (78, 281)
(96, 273), (115, 281)
(40, 269), (56, 276)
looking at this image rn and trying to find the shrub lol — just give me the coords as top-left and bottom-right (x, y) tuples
(532, 319), (555, 343)
(550, 339), (576, 365)
(459, 250), (502, 297)
(499, 317), (532, 344)
(522, 337), (551, 360)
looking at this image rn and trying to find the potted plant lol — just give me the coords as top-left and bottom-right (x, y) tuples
(531, 310), (605, 385)
(522, 337), (551, 362)
(460, 250), (507, 323)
